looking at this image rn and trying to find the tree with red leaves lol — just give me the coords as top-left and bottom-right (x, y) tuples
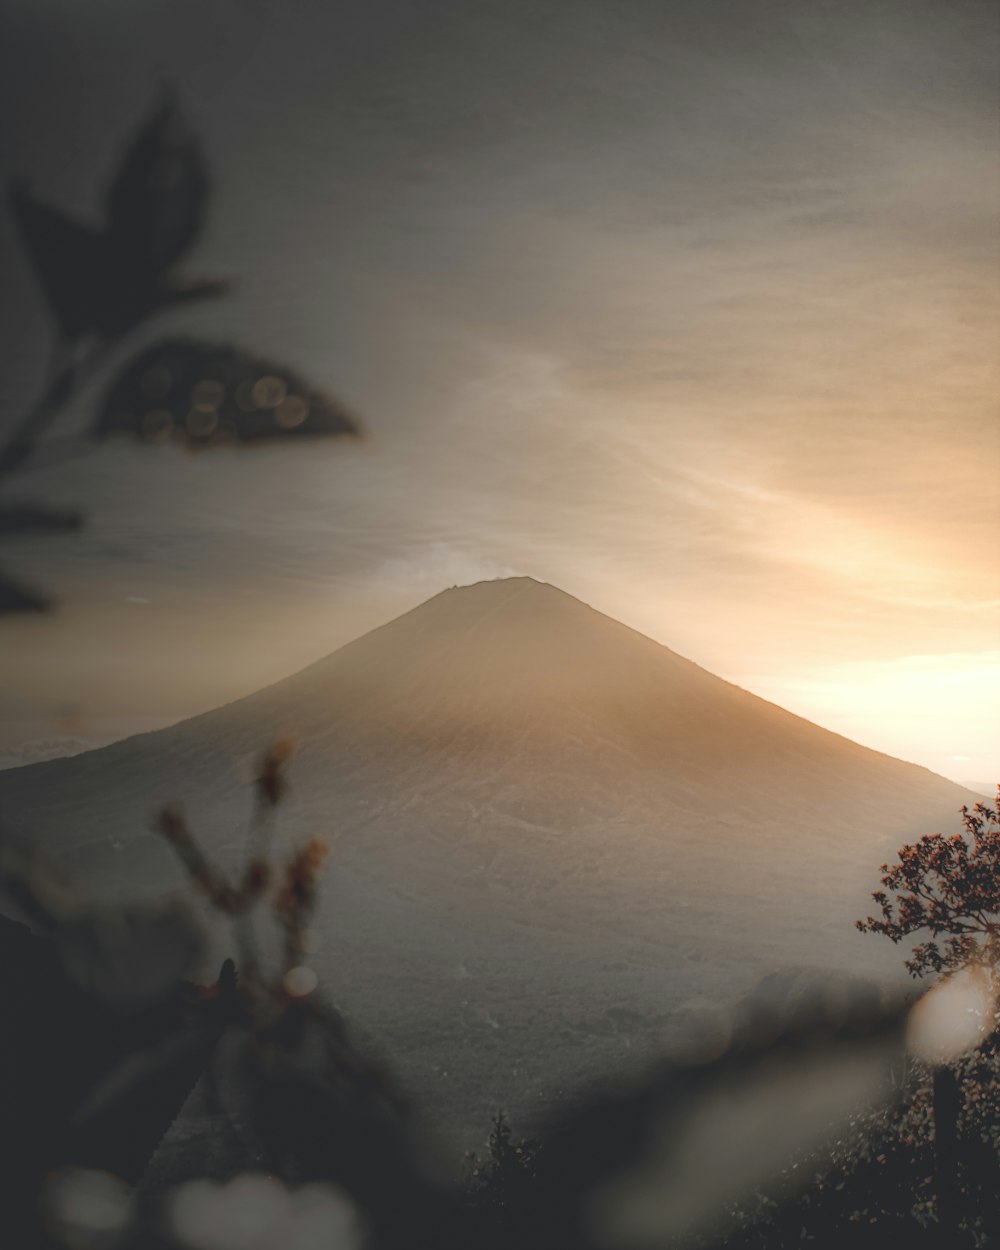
(857, 788), (1000, 977)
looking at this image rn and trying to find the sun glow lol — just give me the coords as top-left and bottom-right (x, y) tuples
(747, 651), (1000, 784)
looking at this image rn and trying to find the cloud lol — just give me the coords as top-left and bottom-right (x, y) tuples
(0, 0), (996, 784)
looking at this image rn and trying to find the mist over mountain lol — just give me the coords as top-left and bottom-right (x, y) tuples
(0, 578), (978, 1150)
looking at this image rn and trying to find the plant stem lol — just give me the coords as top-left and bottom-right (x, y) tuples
(0, 339), (109, 486)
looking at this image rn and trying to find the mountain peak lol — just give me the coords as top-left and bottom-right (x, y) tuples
(0, 578), (980, 1158)
(381, 575), (610, 655)
(437, 575), (567, 602)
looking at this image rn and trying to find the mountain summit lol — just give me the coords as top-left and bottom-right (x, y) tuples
(0, 578), (977, 1148)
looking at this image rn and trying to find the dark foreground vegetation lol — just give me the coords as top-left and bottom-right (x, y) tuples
(2, 762), (999, 1249)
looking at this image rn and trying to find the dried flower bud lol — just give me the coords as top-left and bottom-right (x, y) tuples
(255, 738), (297, 807)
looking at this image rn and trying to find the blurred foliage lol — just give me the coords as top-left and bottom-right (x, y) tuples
(9, 92), (222, 344)
(4, 754), (1000, 1249)
(0, 569), (51, 613)
(2, 91), (361, 611)
(96, 339), (360, 450)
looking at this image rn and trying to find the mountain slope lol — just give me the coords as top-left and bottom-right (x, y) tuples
(0, 577), (978, 1150)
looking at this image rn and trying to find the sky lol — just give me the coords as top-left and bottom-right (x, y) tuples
(0, 0), (997, 786)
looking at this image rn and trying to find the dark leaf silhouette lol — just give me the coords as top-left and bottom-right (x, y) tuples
(0, 504), (82, 538)
(107, 92), (209, 281)
(56, 903), (207, 1009)
(8, 184), (109, 341)
(68, 1028), (214, 1158)
(0, 567), (50, 613)
(95, 338), (362, 448)
(8, 94), (226, 342)
(526, 994), (911, 1250)
(0, 842), (205, 1007)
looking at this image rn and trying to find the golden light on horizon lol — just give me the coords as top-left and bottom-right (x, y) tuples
(744, 652), (1000, 783)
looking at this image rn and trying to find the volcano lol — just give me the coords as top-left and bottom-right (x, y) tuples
(0, 577), (977, 1149)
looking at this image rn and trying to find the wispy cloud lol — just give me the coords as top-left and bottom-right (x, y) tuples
(0, 0), (996, 781)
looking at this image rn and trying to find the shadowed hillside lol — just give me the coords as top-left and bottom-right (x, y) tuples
(0, 577), (979, 1151)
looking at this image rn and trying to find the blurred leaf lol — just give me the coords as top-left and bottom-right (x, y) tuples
(42, 1169), (135, 1248)
(0, 842), (79, 930)
(56, 901), (207, 1009)
(0, 842), (205, 1007)
(533, 996), (909, 1249)
(71, 1027), (208, 1128)
(106, 92), (209, 281)
(0, 503), (82, 538)
(95, 338), (362, 449)
(590, 1041), (898, 1246)
(9, 94), (226, 341)
(0, 567), (51, 613)
(8, 183), (109, 340)
(167, 1177), (366, 1250)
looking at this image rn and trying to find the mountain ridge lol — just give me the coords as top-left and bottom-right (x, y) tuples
(0, 576), (980, 1152)
(0, 576), (967, 792)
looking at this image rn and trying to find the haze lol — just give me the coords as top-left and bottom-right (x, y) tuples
(0, 576), (981, 1149)
(0, 0), (997, 784)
